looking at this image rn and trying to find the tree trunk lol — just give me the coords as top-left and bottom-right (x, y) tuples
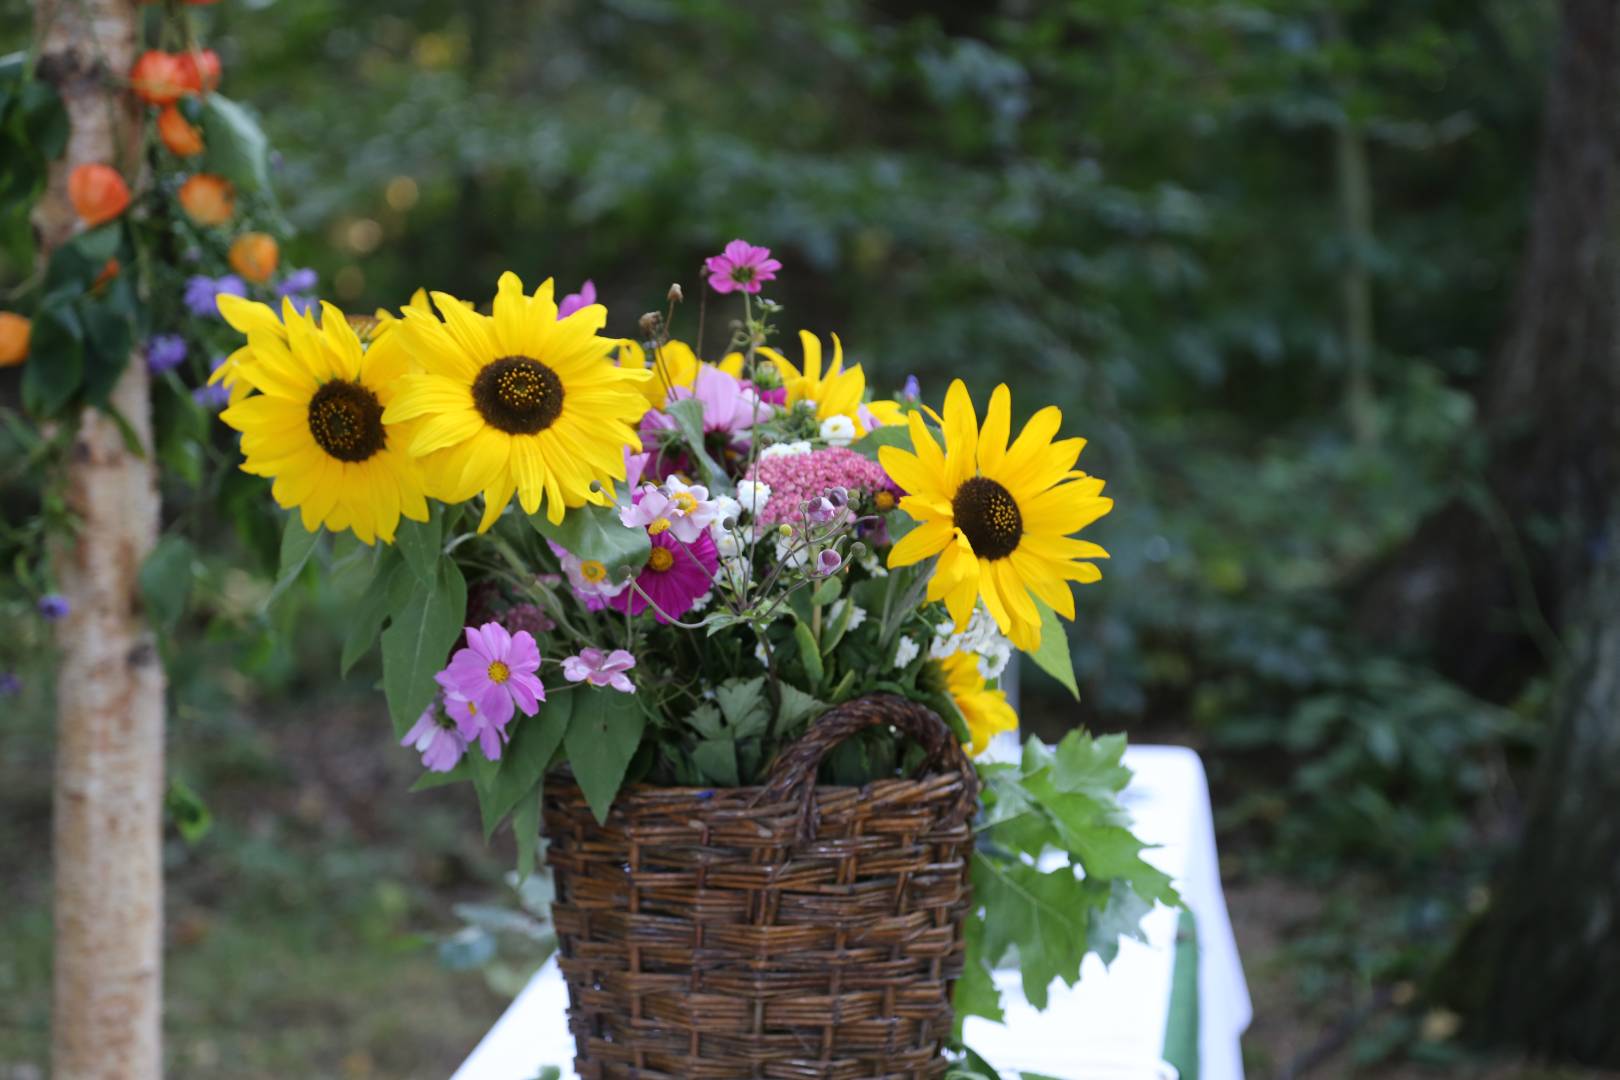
(33, 2), (167, 1078)
(1448, 510), (1620, 1064)
(1351, 0), (1620, 699)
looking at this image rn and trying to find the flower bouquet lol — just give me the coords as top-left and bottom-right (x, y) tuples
(215, 242), (1174, 1078)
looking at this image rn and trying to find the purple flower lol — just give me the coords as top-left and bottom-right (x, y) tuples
(435, 622), (545, 738)
(183, 274), (247, 318)
(38, 594), (69, 621)
(902, 374), (921, 401)
(192, 383), (231, 410)
(610, 529), (718, 623)
(400, 698), (468, 772)
(277, 268), (318, 297)
(557, 279), (597, 320)
(562, 648), (637, 693)
(146, 334), (188, 374)
(0, 672), (20, 697)
(816, 549), (844, 576)
(665, 365), (772, 440)
(704, 239), (781, 295)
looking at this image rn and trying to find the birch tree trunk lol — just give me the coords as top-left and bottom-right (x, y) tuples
(32, 2), (167, 1077)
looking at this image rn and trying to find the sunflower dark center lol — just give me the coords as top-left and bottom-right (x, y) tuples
(953, 476), (1022, 560)
(472, 356), (564, 435)
(307, 379), (386, 463)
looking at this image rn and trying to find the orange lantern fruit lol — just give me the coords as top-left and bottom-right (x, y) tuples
(92, 259), (121, 294)
(176, 49), (222, 95)
(178, 174), (235, 226)
(0, 312), (30, 368)
(130, 50), (189, 106)
(228, 232), (280, 283)
(68, 163), (131, 226)
(158, 106), (205, 157)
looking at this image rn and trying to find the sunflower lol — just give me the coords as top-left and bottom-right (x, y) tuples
(219, 299), (429, 544)
(382, 272), (652, 531)
(759, 330), (904, 437)
(881, 379), (1111, 650)
(939, 650), (1019, 756)
(210, 293), (287, 405)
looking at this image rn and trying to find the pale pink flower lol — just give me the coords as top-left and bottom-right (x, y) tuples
(400, 698), (469, 772)
(562, 648), (637, 693)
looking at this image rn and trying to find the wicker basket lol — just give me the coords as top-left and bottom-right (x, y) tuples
(543, 693), (979, 1080)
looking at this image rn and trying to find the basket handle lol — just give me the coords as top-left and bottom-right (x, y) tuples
(756, 692), (978, 841)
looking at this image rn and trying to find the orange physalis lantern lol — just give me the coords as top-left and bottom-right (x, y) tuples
(0, 312), (30, 368)
(130, 50), (189, 106)
(178, 174), (236, 226)
(158, 106), (205, 157)
(228, 232), (280, 283)
(68, 164), (131, 226)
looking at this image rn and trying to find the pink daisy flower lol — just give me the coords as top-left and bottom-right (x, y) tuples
(435, 622), (546, 734)
(557, 279), (597, 320)
(665, 364), (773, 441)
(704, 239), (781, 295)
(562, 648), (638, 693)
(611, 529), (718, 623)
(399, 698), (469, 772)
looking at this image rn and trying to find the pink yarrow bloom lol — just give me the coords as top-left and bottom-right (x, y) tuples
(705, 239), (781, 295)
(562, 648), (638, 693)
(435, 623), (545, 759)
(620, 479), (719, 544)
(611, 528), (718, 623)
(400, 698), (469, 772)
(557, 280), (597, 320)
(744, 447), (901, 528)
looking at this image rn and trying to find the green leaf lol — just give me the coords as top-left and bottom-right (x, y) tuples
(79, 292), (134, 406)
(849, 422), (912, 460)
(793, 619), (824, 686)
(164, 778), (213, 845)
(341, 550), (403, 675)
(381, 560), (467, 738)
(692, 738), (739, 785)
(774, 682), (827, 734)
(138, 535), (194, 631)
(394, 506), (443, 582)
(1086, 878), (1154, 967)
(685, 702), (725, 739)
(972, 852), (1091, 1009)
(266, 512), (320, 609)
(512, 786), (541, 883)
(199, 94), (273, 195)
(473, 692), (571, 840)
(1023, 599), (1079, 699)
(21, 305), (82, 417)
(563, 688), (646, 823)
(810, 575), (841, 607)
(952, 913), (1004, 1037)
(714, 676), (769, 737)
(18, 78), (67, 159)
(663, 396), (727, 488)
(527, 502), (649, 575)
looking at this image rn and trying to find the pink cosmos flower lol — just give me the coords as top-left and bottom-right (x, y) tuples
(611, 529), (718, 623)
(435, 623), (545, 737)
(666, 365), (773, 441)
(562, 647), (637, 693)
(557, 279), (596, 320)
(548, 540), (628, 612)
(619, 480), (719, 544)
(400, 698), (469, 772)
(704, 239), (781, 295)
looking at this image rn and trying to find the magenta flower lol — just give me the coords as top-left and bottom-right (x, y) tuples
(611, 529), (718, 623)
(666, 364), (773, 440)
(435, 622), (545, 734)
(704, 239), (781, 295)
(562, 648), (638, 693)
(557, 279), (597, 320)
(400, 698), (469, 772)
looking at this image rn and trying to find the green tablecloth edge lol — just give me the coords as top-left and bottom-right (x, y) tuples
(1162, 907), (1200, 1080)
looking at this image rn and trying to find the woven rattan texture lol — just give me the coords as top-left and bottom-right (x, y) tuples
(543, 694), (978, 1080)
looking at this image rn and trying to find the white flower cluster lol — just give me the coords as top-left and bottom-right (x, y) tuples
(929, 604), (1014, 679)
(818, 415), (856, 446)
(759, 440), (812, 460)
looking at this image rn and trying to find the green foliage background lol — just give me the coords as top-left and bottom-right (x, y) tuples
(0, 0), (1564, 1075)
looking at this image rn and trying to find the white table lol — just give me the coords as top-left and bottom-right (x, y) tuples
(452, 745), (1250, 1080)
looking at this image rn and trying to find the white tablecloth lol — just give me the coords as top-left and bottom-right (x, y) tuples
(452, 745), (1250, 1080)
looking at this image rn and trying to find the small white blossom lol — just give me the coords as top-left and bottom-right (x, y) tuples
(858, 547), (888, 578)
(736, 479), (772, 516)
(829, 598), (867, 632)
(759, 440), (812, 460)
(775, 532), (810, 569)
(818, 414), (857, 447)
(688, 590), (714, 613)
(753, 640), (771, 668)
(894, 634), (920, 669)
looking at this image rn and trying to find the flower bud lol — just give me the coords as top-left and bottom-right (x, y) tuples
(667, 283), (683, 303)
